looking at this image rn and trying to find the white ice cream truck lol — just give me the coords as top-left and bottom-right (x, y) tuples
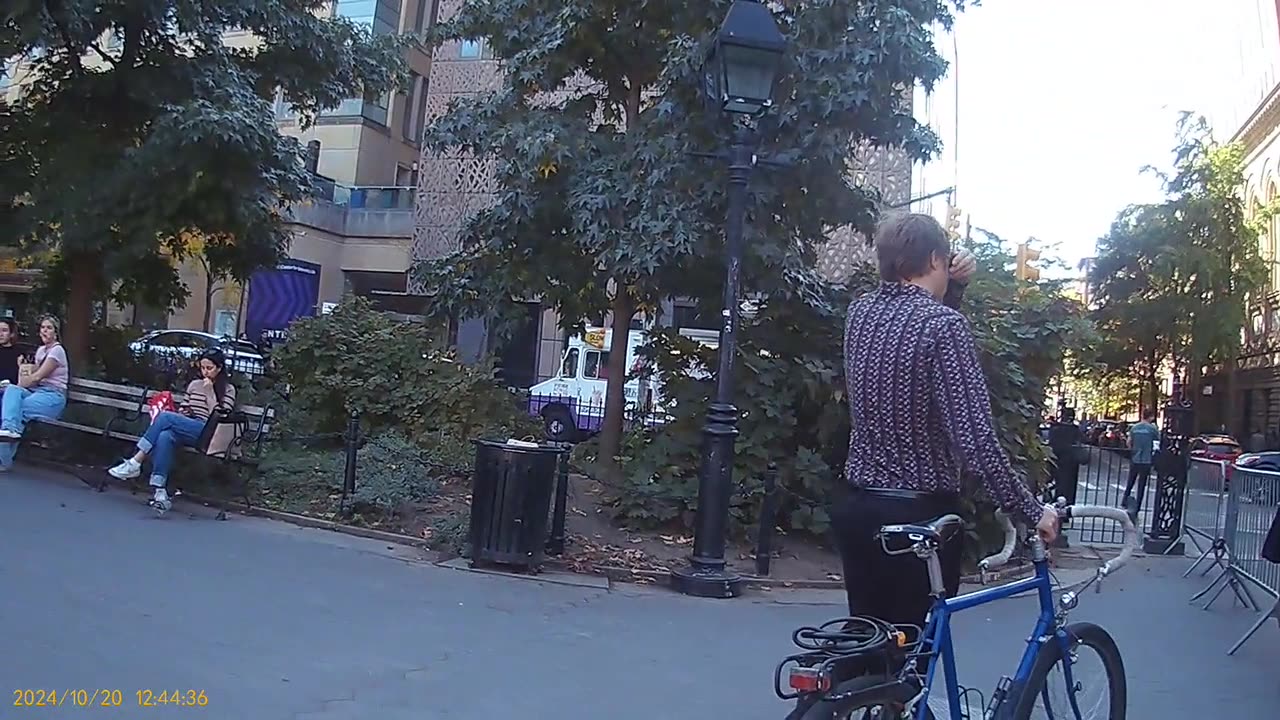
(528, 326), (716, 441)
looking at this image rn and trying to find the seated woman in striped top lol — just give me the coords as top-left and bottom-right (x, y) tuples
(108, 348), (237, 515)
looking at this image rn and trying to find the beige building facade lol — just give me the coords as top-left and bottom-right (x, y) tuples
(1197, 1), (1280, 438)
(411, 0), (913, 387)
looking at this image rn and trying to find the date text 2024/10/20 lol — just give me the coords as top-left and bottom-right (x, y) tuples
(13, 688), (210, 708)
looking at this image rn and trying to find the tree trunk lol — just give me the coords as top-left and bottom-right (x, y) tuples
(64, 255), (98, 367)
(596, 284), (634, 468)
(202, 283), (215, 332)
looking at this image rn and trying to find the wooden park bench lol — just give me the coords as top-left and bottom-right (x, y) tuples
(11, 377), (276, 514)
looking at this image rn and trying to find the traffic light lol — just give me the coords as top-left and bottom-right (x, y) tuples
(1015, 242), (1041, 281)
(945, 205), (963, 241)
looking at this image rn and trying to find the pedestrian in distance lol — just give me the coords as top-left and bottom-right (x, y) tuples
(834, 213), (1058, 634)
(0, 316), (70, 472)
(1122, 410), (1159, 516)
(108, 348), (238, 515)
(0, 318), (22, 385)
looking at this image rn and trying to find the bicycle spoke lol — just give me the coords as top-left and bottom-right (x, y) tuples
(1027, 644), (1111, 720)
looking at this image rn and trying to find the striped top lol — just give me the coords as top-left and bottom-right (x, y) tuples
(182, 379), (237, 423)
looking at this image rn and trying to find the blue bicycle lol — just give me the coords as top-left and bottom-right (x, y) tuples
(775, 502), (1139, 719)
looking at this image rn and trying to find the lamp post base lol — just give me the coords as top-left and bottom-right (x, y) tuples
(670, 564), (744, 599)
(1143, 535), (1185, 556)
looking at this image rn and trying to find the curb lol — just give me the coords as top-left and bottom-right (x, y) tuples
(69, 470), (1101, 598)
(170, 490), (440, 553)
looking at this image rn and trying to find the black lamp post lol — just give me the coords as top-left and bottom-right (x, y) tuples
(670, 0), (786, 599)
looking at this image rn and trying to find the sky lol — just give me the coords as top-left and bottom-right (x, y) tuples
(920, 0), (1249, 272)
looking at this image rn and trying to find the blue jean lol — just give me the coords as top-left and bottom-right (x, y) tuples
(138, 411), (206, 488)
(0, 385), (68, 468)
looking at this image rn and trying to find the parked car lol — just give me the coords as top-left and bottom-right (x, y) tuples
(1234, 451), (1280, 504)
(1188, 434), (1243, 462)
(129, 330), (267, 378)
(1098, 422), (1127, 449)
(1235, 451), (1280, 472)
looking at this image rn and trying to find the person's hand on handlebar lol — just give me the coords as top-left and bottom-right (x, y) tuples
(1036, 506), (1060, 543)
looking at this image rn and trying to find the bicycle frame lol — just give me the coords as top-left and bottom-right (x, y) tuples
(911, 542), (1069, 720)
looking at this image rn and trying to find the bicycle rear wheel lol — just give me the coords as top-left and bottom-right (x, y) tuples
(796, 675), (934, 720)
(1013, 622), (1126, 720)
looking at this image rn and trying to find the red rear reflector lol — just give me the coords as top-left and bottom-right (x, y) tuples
(788, 667), (830, 693)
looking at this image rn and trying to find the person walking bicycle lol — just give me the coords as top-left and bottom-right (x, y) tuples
(834, 213), (1058, 632)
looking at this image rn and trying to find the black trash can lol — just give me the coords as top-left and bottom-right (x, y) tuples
(468, 440), (562, 570)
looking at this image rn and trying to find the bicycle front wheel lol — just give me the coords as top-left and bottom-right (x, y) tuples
(1013, 621), (1126, 720)
(796, 675), (934, 720)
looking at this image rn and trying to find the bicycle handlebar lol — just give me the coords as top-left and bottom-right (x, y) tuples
(977, 513), (1019, 572)
(1065, 504), (1140, 577)
(976, 503), (1140, 578)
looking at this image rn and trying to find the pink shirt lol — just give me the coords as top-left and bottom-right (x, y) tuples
(34, 343), (69, 393)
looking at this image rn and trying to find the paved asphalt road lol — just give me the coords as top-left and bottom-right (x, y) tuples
(3, 466), (1278, 719)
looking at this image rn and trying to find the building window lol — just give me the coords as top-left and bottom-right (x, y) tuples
(459, 39), (482, 59)
(415, 0), (436, 33)
(273, 89), (297, 120)
(414, 77), (430, 140)
(400, 71), (420, 140)
(334, 0), (399, 36)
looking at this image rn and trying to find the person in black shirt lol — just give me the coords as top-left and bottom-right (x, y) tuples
(0, 319), (20, 385)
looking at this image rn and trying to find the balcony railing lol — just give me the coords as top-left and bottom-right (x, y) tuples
(311, 179), (416, 210)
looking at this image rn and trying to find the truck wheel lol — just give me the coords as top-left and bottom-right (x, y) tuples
(542, 406), (577, 443)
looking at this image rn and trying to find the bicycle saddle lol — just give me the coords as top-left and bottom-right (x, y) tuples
(878, 514), (964, 550)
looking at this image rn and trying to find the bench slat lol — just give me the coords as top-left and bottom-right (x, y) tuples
(66, 391), (145, 412)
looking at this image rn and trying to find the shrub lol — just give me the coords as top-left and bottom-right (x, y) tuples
(269, 296), (540, 443)
(255, 430), (453, 516)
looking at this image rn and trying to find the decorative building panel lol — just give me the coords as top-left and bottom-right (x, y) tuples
(413, 3), (913, 290)
(410, 0), (501, 293)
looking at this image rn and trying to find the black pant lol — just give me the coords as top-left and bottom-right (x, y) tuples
(830, 488), (964, 631)
(1123, 462), (1151, 510)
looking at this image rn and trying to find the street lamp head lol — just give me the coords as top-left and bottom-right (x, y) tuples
(703, 0), (787, 115)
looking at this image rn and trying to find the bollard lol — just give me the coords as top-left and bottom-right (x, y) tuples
(546, 442), (571, 556)
(755, 463), (779, 577)
(341, 410), (360, 512)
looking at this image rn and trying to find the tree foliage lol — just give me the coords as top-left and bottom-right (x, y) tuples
(412, 0), (969, 465)
(1089, 114), (1268, 411)
(270, 297), (539, 443)
(0, 0), (406, 359)
(606, 230), (1088, 549)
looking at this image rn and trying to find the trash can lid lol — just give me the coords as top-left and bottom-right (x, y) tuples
(473, 438), (567, 454)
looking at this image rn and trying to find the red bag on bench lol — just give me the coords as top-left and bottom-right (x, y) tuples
(146, 392), (177, 424)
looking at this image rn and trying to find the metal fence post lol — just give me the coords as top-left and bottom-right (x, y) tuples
(755, 463), (779, 577)
(546, 442), (571, 556)
(1145, 402), (1193, 555)
(340, 409), (360, 512)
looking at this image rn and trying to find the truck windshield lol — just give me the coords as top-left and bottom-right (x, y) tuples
(561, 348), (579, 378)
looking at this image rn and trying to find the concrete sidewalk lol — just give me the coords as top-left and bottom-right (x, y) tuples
(2, 466), (1276, 719)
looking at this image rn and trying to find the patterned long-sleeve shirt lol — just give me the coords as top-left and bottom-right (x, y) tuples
(843, 282), (1044, 527)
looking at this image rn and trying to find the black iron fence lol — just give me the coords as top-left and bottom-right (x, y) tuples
(523, 392), (672, 441)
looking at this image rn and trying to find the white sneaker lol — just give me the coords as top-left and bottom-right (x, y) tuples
(149, 488), (172, 516)
(108, 458), (142, 480)
(0, 429), (19, 439)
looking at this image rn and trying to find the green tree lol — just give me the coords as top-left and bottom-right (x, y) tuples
(0, 1), (405, 359)
(606, 229), (1087, 548)
(414, 0), (968, 467)
(1090, 115), (1268, 413)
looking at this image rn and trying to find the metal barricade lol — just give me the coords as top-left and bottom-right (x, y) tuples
(1188, 457), (1260, 616)
(1179, 458), (1229, 575)
(1221, 467), (1280, 655)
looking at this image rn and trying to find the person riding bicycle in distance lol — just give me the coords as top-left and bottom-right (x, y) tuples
(836, 213), (1059, 632)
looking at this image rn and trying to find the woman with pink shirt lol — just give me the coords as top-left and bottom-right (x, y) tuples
(0, 316), (70, 471)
